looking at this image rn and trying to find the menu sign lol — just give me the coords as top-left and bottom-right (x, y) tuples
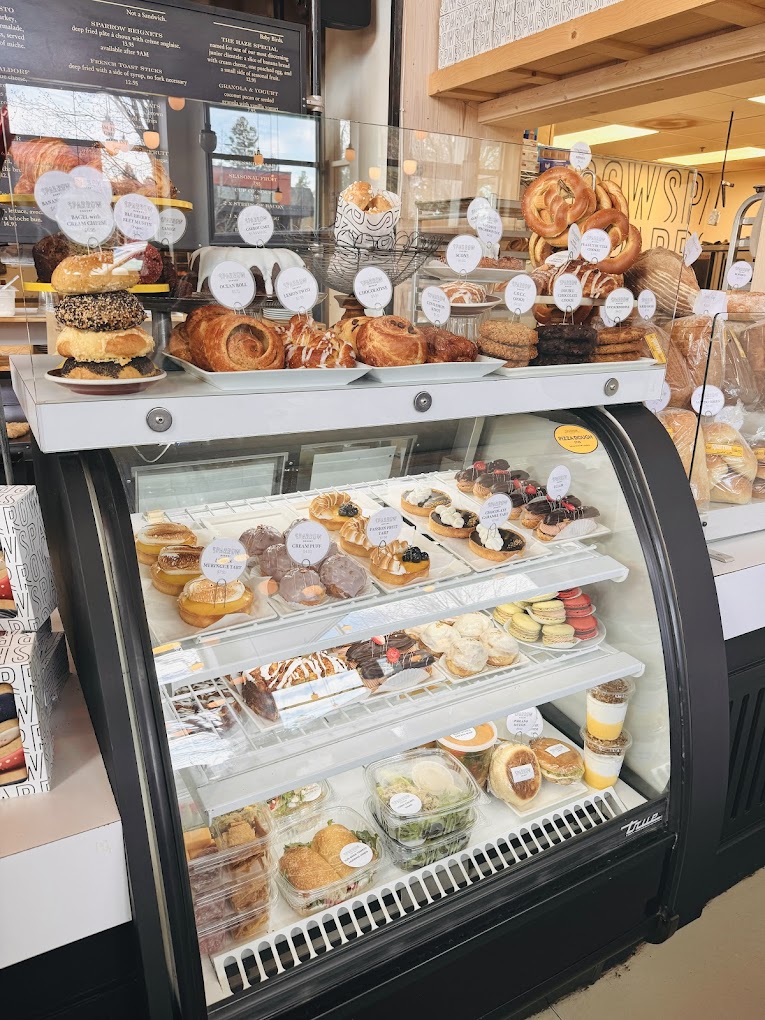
(0, 0), (306, 112)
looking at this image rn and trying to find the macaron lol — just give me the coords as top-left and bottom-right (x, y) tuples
(570, 616), (598, 640)
(530, 599), (566, 623)
(508, 613), (541, 642)
(558, 588), (582, 601)
(563, 594), (593, 618)
(542, 623), (575, 646)
(493, 601), (528, 625)
(524, 592), (557, 604)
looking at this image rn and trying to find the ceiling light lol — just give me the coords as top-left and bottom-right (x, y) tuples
(749, 95), (765, 104)
(168, 97), (185, 111)
(403, 159), (418, 175)
(553, 125), (657, 148)
(659, 147), (765, 166)
(344, 145), (355, 162)
(368, 165), (381, 181)
(142, 130), (161, 150)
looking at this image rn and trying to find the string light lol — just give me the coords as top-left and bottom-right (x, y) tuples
(368, 166), (381, 181)
(344, 145), (356, 162)
(274, 186), (283, 203)
(143, 130), (160, 150)
(415, 130), (428, 141)
(403, 159), (418, 175)
(253, 148), (264, 166)
(168, 97), (185, 111)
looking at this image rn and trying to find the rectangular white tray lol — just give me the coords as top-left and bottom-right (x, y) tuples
(165, 354), (370, 391)
(493, 358), (656, 378)
(361, 356), (504, 384)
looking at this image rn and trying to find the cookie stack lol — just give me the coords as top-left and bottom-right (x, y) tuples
(593, 325), (645, 363)
(52, 251), (159, 380)
(534, 322), (597, 366)
(478, 321), (537, 367)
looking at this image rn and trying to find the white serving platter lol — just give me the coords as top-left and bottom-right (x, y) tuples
(165, 354), (370, 391)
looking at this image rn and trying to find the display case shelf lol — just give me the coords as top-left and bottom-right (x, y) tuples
(700, 500), (765, 543)
(181, 643), (643, 818)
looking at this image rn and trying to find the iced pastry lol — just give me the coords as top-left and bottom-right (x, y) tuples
(150, 544), (204, 596)
(507, 613), (541, 642)
(541, 623), (575, 647)
(177, 577), (254, 628)
(529, 599), (566, 623)
(581, 728), (632, 789)
(345, 633), (435, 691)
(135, 522), (197, 565)
(535, 504), (600, 542)
(418, 621), (456, 654)
(586, 679), (635, 740)
(472, 459), (512, 499)
(309, 492), (361, 531)
(279, 566), (326, 606)
(258, 543), (294, 581)
(400, 483), (450, 517)
(519, 495), (581, 530)
(508, 484), (545, 519)
(437, 723), (498, 790)
(339, 516), (375, 558)
(239, 525), (283, 562)
(452, 613), (491, 639)
(428, 505), (478, 539)
(455, 462), (484, 493)
(319, 553), (366, 599)
(529, 737), (585, 785)
(482, 629), (519, 666)
(489, 742), (542, 808)
(370, 541), (430, 586)
(444, 637), (488, 677)
(468, 524), (526, 562)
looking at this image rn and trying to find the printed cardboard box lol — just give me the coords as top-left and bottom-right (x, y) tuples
(0, 486), (57, 632)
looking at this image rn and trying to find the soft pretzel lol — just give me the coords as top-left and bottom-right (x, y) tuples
(581, 210), (641, 274)
(582, 209), (630, 249)
(529, 232), (554, 268)
(599, 179), (629, 217)
(522, 167), (594, 238)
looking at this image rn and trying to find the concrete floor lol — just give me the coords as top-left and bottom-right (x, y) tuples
(535, 867), (765, 1019)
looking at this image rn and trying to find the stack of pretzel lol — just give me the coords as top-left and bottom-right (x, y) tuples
(522, 166), (641, 276)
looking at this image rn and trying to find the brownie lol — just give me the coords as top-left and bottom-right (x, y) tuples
(32, 232), (80, 282)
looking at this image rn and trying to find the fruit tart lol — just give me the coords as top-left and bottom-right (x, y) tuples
(370, 540), (430, 586)
(309, 491), (362, 531)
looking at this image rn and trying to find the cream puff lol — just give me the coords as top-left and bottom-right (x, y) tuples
(150, 545), (204, 596)
(483, 629), (519, 666)
(418, 621), (456, 654)
(135, 523), (197, 565)
(178, 577), (254, 628)
(444, 637), (488, 677)
(309, 491), (361, 531)
(452, 613), (491, 639)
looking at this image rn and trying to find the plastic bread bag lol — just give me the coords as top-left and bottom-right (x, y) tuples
(721, 324), (760, 410)
(632, 317), (695, 408)
(737, 319), (765, 399)
(670, 314), (725, 391)
(702, 419), (756, 505)
(656, 408), (710, 505)
(741, 411), (765, 500)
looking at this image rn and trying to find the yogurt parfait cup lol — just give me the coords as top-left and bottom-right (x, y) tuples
(586, 678), (635, 740)
(580, 727), (632, 789)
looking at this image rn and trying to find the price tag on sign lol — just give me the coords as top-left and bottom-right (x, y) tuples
(285, 520), (330, 565)
(553, 273), (583, 312)
(446, 234), (483, 275)
(467, 196), (491, 228)
(114, 193), (161, 242)
(546, 465), (572, 501)
(155, 207), (187, 245)
(504, 275), (537, 314)
(727, 260), (753, 289)
(637, 289), (657, 321)
(354, 267), (393, 311)
(238, 204), (274, 246)
(568, 222), (582, 260)
(684, 233), (702, 266)
(476, 209), (503, 246)
(421, 285), (451, 325)
(34, 171), (72, 218)
(580, 228), (610, 264)
(479, 492), (511, 528)
(209, 261), (255, 310)
(200, 539), (248, 583)
(569, 141), (592, 170)
(57, 189), (114, 246)
(691, 384), (725, 416)
(366, 507), (402, 545)
(604, 287), (635, 324)
(275, 267), (319, 313)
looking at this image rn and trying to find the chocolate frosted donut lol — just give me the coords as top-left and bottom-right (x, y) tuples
(55, 291), (146, 332)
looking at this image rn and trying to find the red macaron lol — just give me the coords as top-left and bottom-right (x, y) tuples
(558, 588), (582, 601)
(569, 615), (598, 640)
(563, 593), (592, 617)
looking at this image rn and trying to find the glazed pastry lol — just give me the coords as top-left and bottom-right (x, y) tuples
(258, 543), (294, 581)
(345, 633), (435, 691)
(356, 315), (427, 367)
(309, 491), (361, 531)
(239, 525), (283, 562)
(542, 623), (576, 647)
(454, 462), (483, 493)
(285, 327), (356, 369)
(417, 621), (456, 654)
(51, 251), (141, 294)
(428, 505), (478, 539)
(445, 636), (489, 677)
(439, 281), (486, 304)
(249, 651), (348, 690)
(468, 524), (526, 562)
(369, 540), (430, 586)
(57, 325), (154, 364)
(279, 567), (326, 606)
(529, 599), (566, 623)
(483, 629), (519, 666)
(519, 494), (580, 530)
(339, 516), (374, 558)
(178, 577), (254, 628)
(150, 545), (204, 596)
(507, 613), (541, 642)
(55, 291), (145, 331)
(58, 357), (160, 379)
(319, 553), (366, 599)
(240, 675), (279, 722)
(452, 613), (492, 639)
(420, 325), (478, 363)
(401, 482), (450, 517)
(135, 523), (197, 565)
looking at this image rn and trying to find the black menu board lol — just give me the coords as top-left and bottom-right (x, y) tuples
(0, 0), (305, 112)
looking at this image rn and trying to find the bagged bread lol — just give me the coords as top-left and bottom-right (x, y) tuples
(624, 247), (700, 317)
(657, 408), (710, 504)
(635, 319), (694, 407)
(722, 326), (760, 410)
(703, 420), (756, 505)
(743, 421), (765, 499)
(670, 315), (725, 390)
(725, 291), (765, 319)
(738, 320), (765, 396)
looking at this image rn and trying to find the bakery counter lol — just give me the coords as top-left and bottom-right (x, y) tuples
(0, 677), (130, 968)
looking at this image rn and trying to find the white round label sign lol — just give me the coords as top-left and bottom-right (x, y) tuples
(209, 261), (255, 310)
(691, 384), (725, 417)
(353, 267), (393, 310)
(389, 792), (423, 816)
(569, 141), (592, 170)
(56, 189), (114, 246)
(479, 492), (511, 527)
(114, 193), (160, 242)
(238, 204), (274, 246)
(599, 305), (616, 328)
(421, 285), (451, 326)
(366, 507), (402, 546)
(155, 207), (187, 245)
(34, 171), (72, 218)
(581, 228), (611, 264)
(568, 222), (582, 260)
(604, 287), (635, 324)
(553, 273), (583, 312)
(200, 539), (248, 583)
(339, 841), (374, 867)
(546, 464), (572, 501)
(285, 519), (330, 565)
(69, 166), (113, 198)
(446, 234), (483, 275)
(637, 289), (657, 321)
(275, 266), (319, 313)
(506, 707), (543, 738)
(727, 260), (753, 289)
(504, 274), (537, 314)
(467, 196), (491, 229)
(645, 381), (671, 414)
(301, 783), (323, 802)
(476, 209), (503, 246)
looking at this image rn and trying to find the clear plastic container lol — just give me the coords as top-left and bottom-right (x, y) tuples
(185, 801), (274, 896)
(369, 807), (476, 871)
(266, 779), (333, 827)
(364, 748), (481, 846)
(586, 678), (635, 741)
(275, 805), (382, 918)
(437, 723), (498, 790)
(196, 882), (278, 956)
(581, 727), (633, 789)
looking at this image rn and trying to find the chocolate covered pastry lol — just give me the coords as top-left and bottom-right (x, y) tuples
(239, 525), (282, 562)
(319, 553), (367, 599)
(345, 632), (435, 691)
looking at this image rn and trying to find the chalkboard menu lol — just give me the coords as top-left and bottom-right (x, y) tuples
(0, 0), (305, 113)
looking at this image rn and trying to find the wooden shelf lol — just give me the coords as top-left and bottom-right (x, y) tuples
(0, 193), (192, 210)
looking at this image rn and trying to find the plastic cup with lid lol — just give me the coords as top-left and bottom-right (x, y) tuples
(586, 677), (635, 741)
(580, 727), (632, 789)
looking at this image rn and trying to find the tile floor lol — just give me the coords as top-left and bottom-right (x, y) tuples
(535, 866), (765, 1019)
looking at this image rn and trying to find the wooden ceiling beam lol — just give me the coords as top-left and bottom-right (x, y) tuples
(588, 39), (654, 59)
(701, 0), (765, 25)
(477, 24), (765, 128)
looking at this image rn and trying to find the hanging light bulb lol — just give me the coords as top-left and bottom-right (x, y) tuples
(168, 96), (185, 111)
(199, 127), (217, 153)
(368, 166), (381, 181)
(403, 159), (418, 176)
(344, 145), (356, 162)
(415, 130), (428, 141)
(143, 130), (160, 150)
(274, 186), (283, 203)
(253, 148), (264, 166)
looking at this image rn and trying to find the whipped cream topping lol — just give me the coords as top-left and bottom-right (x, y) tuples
(409, 483), (433, 504)
(477, 524), (503, 551)
(438, 505), (465, 528)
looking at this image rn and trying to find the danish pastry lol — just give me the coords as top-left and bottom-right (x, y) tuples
(189, 312), (284, 372)
(356, 316), (427, 367)
(420, 326), (477, 363)
(439, 281), (486, 304)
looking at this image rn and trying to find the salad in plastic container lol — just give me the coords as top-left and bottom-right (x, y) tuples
(368, 800), (476, 871)
(184, 801), (274, 896)
(364, 748), (480, 846)
(267, 780), (333, 826)
(276, 805), (382, 918)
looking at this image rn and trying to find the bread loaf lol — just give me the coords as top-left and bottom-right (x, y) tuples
(625, 247), (700, 317)
(702, 421), (757, 480)
(737, 321), (765, 395)
(657, 408), (710, 504)
(725, 291), (765, 319)
(670, 315), (725, 390)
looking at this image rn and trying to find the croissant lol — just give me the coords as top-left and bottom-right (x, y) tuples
(191, 312), (284, 372)
(167, 323), (192, 362)
(11, 138), (80, 184)
(333, 316), (368, 354)
(357, 315), (427, 367)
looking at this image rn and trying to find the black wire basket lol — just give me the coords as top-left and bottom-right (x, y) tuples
(270, 227), (448, 294)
